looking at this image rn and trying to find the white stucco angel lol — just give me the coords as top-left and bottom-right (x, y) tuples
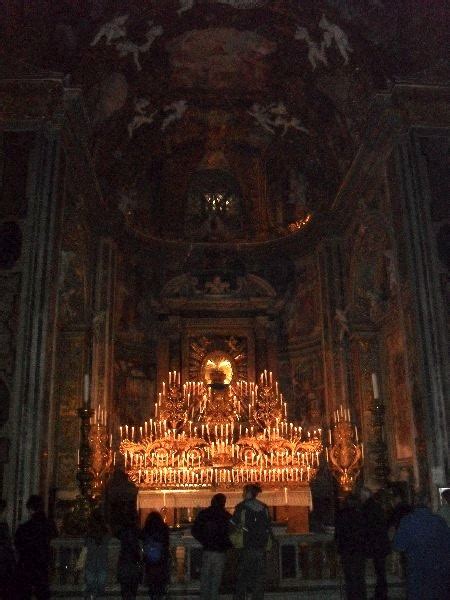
(319, 14), (352, 65)
(277, 115), (309, 136)
(384, 249), (399, 292)
(270, 102), (308, 136)
(115, 40), (143, 71)
(140, 21), (163, 52)
(177, 0), (195, 16)
(295, 26), (328, 70)
(128, 98), (157, 138)
(91, 14), (128, 46)
(161, 100), (187, 131)
(115, 20), (163, 71)
(335, 306), (350, 342)
(247, 103), (275, 134)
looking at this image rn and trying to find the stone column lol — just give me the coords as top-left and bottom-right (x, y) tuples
(317, 239), (348, 419)
(254, 316), (269, 378)
(393, 133), (449, 495)
(92, 238), (117, 421)
(6, 125), (62, 522)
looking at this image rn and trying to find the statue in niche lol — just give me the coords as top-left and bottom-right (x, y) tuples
(292, 375), (321, 425)
(204, 276), (230, 295)
(334, 307), (350, 343)
(383, 249), (399, 295)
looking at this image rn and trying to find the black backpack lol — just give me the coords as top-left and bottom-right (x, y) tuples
(244, 506), (271, 549)
(143, 535), (163, 565)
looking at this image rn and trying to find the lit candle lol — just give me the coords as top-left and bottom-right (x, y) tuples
(371, 373), (379, 399)
(83, 374), (90, 405)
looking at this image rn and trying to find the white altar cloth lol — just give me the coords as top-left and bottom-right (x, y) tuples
(137, 486), (312, 511)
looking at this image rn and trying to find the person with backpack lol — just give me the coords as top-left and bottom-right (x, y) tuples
(82, 508), (111, 600)
(142, 511), (170, 600)
(116, 509), (143, 600)
(230, 483), (273, 600)
(191, 493), (232, 600)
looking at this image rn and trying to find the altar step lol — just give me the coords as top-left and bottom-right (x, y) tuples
(52, 579), (406, 599)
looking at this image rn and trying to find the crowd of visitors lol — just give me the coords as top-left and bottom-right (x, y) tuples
(335, 486), (450, 600)
(0, 484), (449, 600)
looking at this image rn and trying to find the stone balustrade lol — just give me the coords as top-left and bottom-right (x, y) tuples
(51, 531), (404, 595)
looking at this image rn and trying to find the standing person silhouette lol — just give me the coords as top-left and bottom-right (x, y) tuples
(335, 493), (367, 600)
(83, 509), (111, 600)
(361, 487), (390, 600)
(0, 498), (15, 600)
(14, 495), (58, 600)
(394, 492), (450, 600)
(230, 483), (272, 600)
(116, 509), (142, 600)
(142, 511), (170, 600)
(191, 493), (232, 600)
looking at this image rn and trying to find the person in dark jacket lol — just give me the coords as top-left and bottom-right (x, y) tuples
(394, 493), (450, 600)
(361, 487), (390, 600)
(387, 492), (412, 532)
(0, 499), (16, 600)
(14, 494), (58, 600)
(83, 509), (110, 600)
(116, 509), (142, 600)
(335, 493), (367, 600)
(142, 511), (170, 600)
(191, 493), (232, 600)
(231, 483), (272, 600)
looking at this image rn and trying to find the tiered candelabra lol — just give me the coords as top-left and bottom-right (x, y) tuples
(89, 406), (113, 499)
(327, 405), (363, 492)
(120, 369), (323, 489)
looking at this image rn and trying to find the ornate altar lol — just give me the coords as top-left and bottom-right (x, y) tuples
(119, 357), (323, 525)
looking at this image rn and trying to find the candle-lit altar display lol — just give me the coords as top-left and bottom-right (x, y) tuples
(119, 366), (323, 492)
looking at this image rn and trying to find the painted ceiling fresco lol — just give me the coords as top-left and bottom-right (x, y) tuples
(1, 0), (446, 245)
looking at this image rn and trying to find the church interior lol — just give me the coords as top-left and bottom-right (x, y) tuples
(0, 0), (449, 595)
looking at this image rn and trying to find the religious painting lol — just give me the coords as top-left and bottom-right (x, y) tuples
(286, 258), (319, 339)
(115, 355), (155, 426)
(292, 354), (324, 425)
(386, 335), (413, 461)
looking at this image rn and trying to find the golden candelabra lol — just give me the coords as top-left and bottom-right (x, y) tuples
(120, 369), (323, 489)
(327, 405), (363, 492)
(89, 406), (113, 499)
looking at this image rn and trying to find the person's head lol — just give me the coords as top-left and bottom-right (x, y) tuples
(26, 495), (44, 514)
(243, 483), (262, 501)
(360, 487), (372, 503)
(343, 493), (360, 510)
(144, 510), (166, 534)
(211, 493), (226, 510)
(441, 489), (450, 505)
(413, 490), (429, 508)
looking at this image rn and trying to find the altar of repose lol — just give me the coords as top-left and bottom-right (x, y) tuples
(119, 366), (322, 533)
